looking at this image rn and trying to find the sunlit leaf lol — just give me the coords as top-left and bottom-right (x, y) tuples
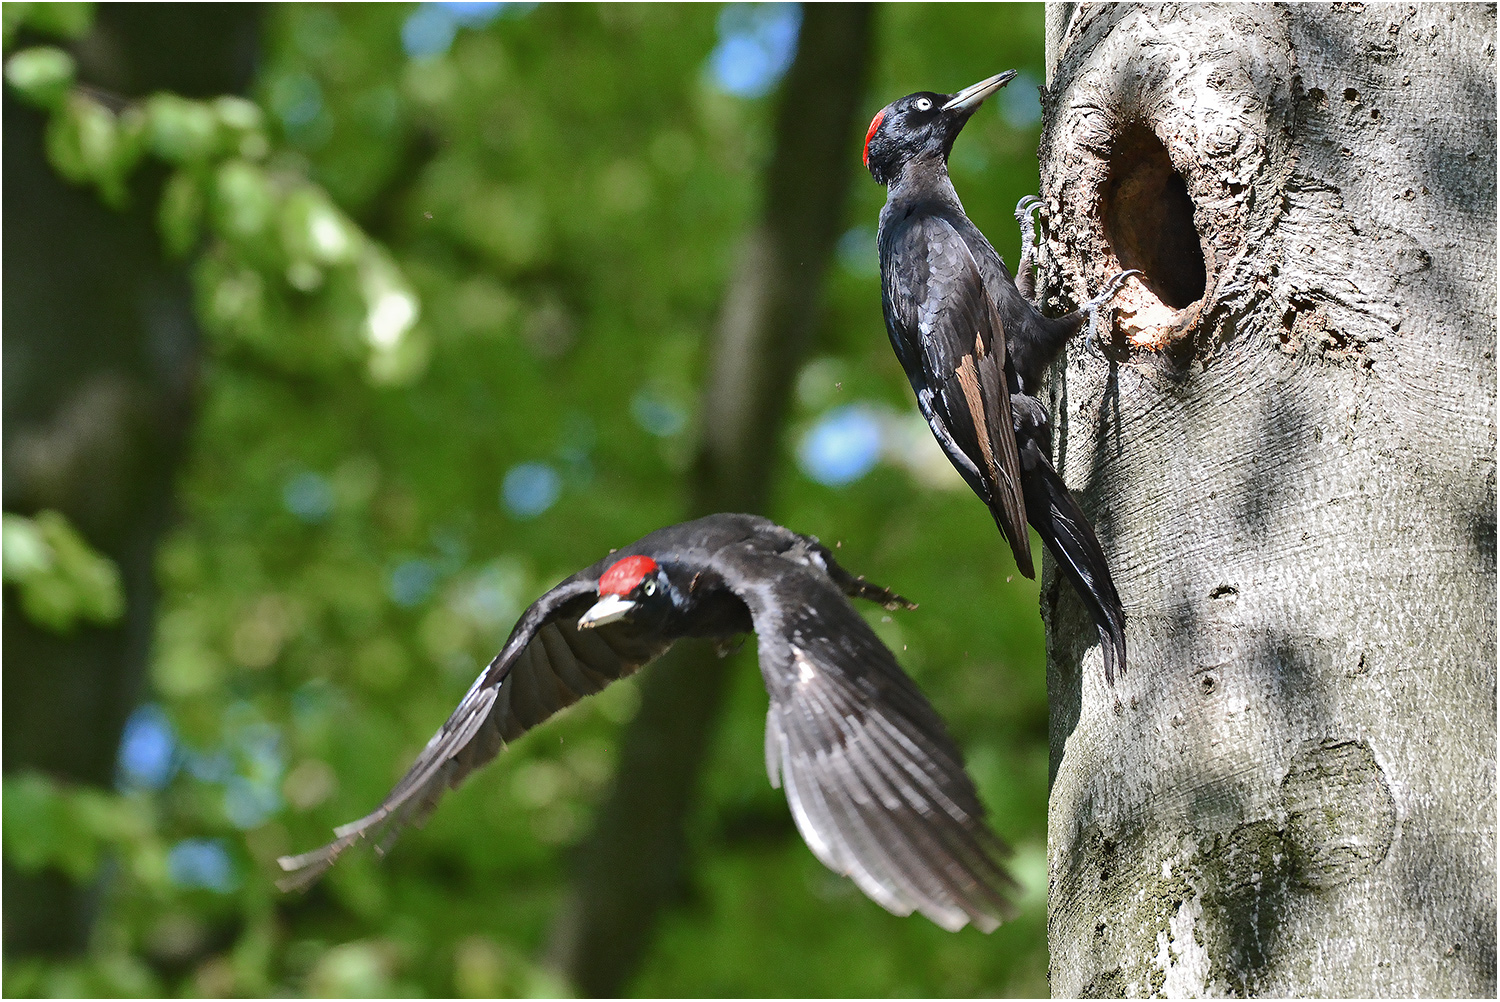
(158, 169), (204, 258)
(4, 46), (74, 109)
(44, 92), (116, 185)
(145, 93), (222, 164)
(211, 159), (277, 246)
(2, 511), (124, 632)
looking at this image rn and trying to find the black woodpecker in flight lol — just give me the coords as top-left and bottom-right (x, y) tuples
(864, 71), (1134, 683)
(279, 514), (1016, 934)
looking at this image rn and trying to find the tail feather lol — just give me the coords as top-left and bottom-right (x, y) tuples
(1019, 440), (1126, 684)
(989, 505), (1036, 580)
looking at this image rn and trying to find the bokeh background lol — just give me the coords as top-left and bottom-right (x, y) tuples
(3, 3), (1052, 996)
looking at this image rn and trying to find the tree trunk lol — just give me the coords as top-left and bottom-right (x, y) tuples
(1039, 4), (1495, 997)
(547, 6), (875, 995)
(2, 4), (259, 956)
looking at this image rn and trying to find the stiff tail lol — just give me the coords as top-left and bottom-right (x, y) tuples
(1019, 440), (1126, 684)
(989, 504), (1036, 579)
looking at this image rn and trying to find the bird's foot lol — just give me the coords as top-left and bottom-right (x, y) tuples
(1014, 195), (1043, 302)
(1081, 268), (1141, 312)
(1078, 269), (1141, 357)
(1014, 194), (1042, 231)
(1082, 305), (1106, 357)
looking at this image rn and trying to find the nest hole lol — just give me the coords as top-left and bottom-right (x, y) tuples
(1101, 123), (1206, 310)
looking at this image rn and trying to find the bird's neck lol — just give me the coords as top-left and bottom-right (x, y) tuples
(886, 157), (963, 211)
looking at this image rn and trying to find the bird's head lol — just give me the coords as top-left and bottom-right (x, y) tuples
(577, 554), (677, 630)
(863, 70), (1017, 187)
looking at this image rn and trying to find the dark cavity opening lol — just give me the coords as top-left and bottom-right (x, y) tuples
(1101, 123), (1207, 310)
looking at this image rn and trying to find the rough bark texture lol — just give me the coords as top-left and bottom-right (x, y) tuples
(2, 5), (259, 956)
(546, 6), (874, 996)
(1038, 4), (1495, 997)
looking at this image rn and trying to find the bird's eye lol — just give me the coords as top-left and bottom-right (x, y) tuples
(643, 579), (657, 596)
(915, 97), (933, 112)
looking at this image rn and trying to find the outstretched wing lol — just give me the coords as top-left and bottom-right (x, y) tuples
(277, 576), (664, 890)
(717, 544), (1017, 932)
(881, 211), (1032, 577)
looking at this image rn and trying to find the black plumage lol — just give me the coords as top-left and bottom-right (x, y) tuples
(865, 72), (1132, 683)
(279, 513), (1016, 934)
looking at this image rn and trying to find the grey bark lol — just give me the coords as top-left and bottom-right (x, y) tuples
(1038, 4), (1495, 997)
(547, 6), (874, 996)
(2, 6), (259, 956)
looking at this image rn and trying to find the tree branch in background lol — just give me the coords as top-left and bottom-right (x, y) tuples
(548, 5), (875, 995)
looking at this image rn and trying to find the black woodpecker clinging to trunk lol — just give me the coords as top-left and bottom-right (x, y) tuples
(864, 71), (1135, 683)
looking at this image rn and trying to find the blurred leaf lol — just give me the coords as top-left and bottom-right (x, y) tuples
(214, 95), (270, 159)
(1, 3), (33, 49)
(105, 105), (149, 205)
(158, 169), (204, 258)
(151, 605), (226, 699)
(307, 940), (394, 997)
(4, 951), (161, 999)
(41, 92), (145, 207)
(2, 512), (51, 577)
(44, 91), (117, 184)
(1, 772), (64, 872)
(17, 1), (95, 41)
(4, 46), (75, 109)
(0, 772), (153, 884)
(211, 159), (277, 246)
(280, 186), (359, 273)
(145, 93), (222, 164)
(3, 510), (125, 632)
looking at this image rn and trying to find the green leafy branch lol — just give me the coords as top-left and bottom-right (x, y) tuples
(1, 771), (159, 885)
(3, 511), (125, 632)
(4, 4), (426, 384)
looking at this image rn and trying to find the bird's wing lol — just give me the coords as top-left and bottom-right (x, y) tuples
(716, 545), (1017, 932)
(883, 212), (1032, 576)
(277, 576), (662, 890)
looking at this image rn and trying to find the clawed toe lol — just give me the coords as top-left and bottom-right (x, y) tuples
(1014, 196), (1044, 301)
(1078, 270), (1142, 357)
(1081, 268), (1141, 312)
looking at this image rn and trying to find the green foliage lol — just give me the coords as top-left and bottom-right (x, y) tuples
(6, 3), (1054, 996)
(144, 94), (229, 164)
(6, 13), (421, 385)
(3, 2), (95, 47)
(43, 92), (145, 207)
(2, 772), (157, 884)
(4, 46), (75, 109)
(3, 510), (125, 632)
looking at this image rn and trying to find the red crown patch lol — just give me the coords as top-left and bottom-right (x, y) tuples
(599, 555), (658, 596)
(863, 109), (885, 166)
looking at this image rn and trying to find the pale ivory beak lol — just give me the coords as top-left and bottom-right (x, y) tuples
(578, 594), (636, 629)
(941, 70), (1018, 113)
